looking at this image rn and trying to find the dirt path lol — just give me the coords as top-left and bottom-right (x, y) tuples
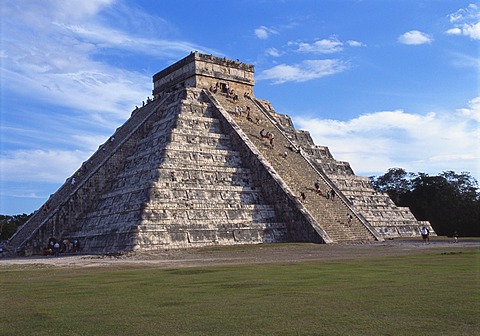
(1, 240), (479, 269)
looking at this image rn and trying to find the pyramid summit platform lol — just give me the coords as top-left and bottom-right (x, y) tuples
(5, 52), (434, 256)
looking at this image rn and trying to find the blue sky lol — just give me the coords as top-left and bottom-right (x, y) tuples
(1, 0), (479, 215)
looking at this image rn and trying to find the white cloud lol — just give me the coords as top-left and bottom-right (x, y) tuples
(0, 0), (219, 208)
(449, 51), (480, 69)
(446, 22), (480, 40)
(398, 30), (433, 45)
(457, 96), (480, 121)
(0, 0), (214, 121)
(257, 59), (349, 84)
(446, 27), (462, 35)
(346, 40), (366, 47)
(254, 26), (278, 40)
(287, 37), (366, 54)
(462, 21), (480, 40)
(446, 4), (480, 40)
(448, 3), (479, 23)
(0, 149), (88, 183)
(293, 103), (479, 177)
(265, 47), (282, 57)
(290, 37), (343, 54)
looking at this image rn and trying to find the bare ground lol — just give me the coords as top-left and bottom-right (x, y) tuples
(1, 239), (479, 269)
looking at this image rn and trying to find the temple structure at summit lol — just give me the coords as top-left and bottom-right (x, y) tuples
(5, 52), (434, 256)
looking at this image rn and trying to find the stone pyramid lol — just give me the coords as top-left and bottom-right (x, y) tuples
(6, 52), (433, 256)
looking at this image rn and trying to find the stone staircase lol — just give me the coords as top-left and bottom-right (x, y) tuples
(297, 143), (435, 238)
(331, 175), (432, 237)
(4, 93), (172, 256)
(226, 94), (433, 240)
(206, 91), (380, 243)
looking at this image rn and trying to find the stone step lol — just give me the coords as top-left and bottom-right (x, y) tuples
(125, 143), (241, 161)
(138, 221), (288, 229)
(114, 167), (253, 184)
(170, 132), (232, 149)
(75, 220), (288, 237)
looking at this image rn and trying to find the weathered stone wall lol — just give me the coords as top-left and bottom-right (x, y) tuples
(153, 52), (254, 98)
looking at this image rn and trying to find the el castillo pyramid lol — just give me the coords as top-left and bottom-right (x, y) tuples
(6, 52), (434, 256)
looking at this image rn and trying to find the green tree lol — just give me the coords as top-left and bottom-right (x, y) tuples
(403, 174), (457, 235)
(370, 168), (413, 205)
(0, 213), (32, 241)
(370, 170), (480, 237)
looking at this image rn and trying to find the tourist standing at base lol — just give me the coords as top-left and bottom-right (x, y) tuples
(54, 242), (60, 256)
(421, 227), (430, 244)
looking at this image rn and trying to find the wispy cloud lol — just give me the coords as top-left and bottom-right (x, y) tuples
(253, 17), (302, 40)
(254, 26), (279, 40)
(346, 40), (366, 47)
(259, 37), (364, 83)
(265, 47), (283, 57)
(0, 0), (216, 190)
(293, 99), (479, 177)
(289, 37), (344, 54)
(257, 59), (349, 84)
(449, 51), (480, 69)
(0, 0), (214, 120)
(446, 3), (480, 40)
(398, 30), (433, 45)
(0, 149), (88, 183)
(457, 96), (480, 121)
(287, 37), (366, 54)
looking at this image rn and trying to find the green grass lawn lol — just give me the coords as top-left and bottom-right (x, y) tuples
(1, 248), (479, 336)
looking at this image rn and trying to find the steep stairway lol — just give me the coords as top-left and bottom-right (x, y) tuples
(207, 91), (380, 243)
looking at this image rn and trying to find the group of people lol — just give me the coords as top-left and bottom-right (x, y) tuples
(141, 95), (155, 107)
(70, 161), (89, 187)
(314, 181), (336, 200)
(259, 129), (275, 147)
(209, 82), (260, 125)
(209, 82), (252, 101)
(44, 238), (80, 257)
(302, 181), (353, 226)
(234, 105), (260, 125)
(420, 226), (459, 244)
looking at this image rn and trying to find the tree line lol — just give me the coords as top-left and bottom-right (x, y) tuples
(370, 169), (480, 237)
(0, 213), (32, 241)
